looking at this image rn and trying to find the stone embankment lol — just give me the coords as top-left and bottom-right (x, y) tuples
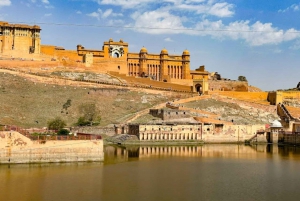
(0, 131), (104, 164)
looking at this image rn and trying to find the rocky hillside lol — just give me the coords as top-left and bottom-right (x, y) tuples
(0, 70), (181, 128)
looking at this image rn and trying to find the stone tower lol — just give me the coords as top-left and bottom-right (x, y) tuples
(139, 47), (148, 77)
(160, 48), (168, 81)
(182, 50), (191, 79)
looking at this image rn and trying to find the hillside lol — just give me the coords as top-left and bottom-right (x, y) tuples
(0, 68), (279, 128)
(0, 70), (181, 128)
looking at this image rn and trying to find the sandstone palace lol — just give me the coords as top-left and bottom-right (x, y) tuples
(1, 21), (252, 94)
(0, 21), (41, 55)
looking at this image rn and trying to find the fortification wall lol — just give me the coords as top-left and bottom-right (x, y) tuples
(268, 91), (300, 105)
(41, 45), (81, 61)
(0, 60), (59, 68)
(210, 91), (269, 101)
(93, 58), (127, 74)
(170, 78), (193, 86)
(40, 45), (56, 56)
(0, 131), (104, 164)
(209, 80), (248, 91)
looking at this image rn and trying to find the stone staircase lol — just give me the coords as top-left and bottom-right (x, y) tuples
(106, 134), (139, 144)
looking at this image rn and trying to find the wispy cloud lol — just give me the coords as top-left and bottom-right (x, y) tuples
(129, 12), (300, 46)
(0, 0), (11, 7)
(194, 20), (300, 46)
(97, 0), (234, 17)
(289, 40), (300, 50)
(87, 8), (123, 20)
(41, 0), (50, 4)
(278, 3), (300, 13)
(164, 37), (174, 42)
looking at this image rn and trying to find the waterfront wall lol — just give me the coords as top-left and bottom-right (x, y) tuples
(0, 131), (104, 164)
(201, 124), (267, 143)
(128, 123), (268, 143)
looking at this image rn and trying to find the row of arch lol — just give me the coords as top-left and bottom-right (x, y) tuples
(128, 63), (140, 76)
(139, 146), (201, 157)
(127, 63), (185, 80)
(147, 64), (160, 81)
(168, 65), (183, 79)
(140, 133), (199, 141)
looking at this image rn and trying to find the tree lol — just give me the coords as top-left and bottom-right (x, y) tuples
(77, 103), (101, 126)
(47, 117), (66, 130)
(57, 128), (70, 135)
(238, 76), (247, 82)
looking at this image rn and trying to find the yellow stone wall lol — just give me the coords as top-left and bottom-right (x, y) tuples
(267, 91), (300, 105)
(0, 21), (41, 56)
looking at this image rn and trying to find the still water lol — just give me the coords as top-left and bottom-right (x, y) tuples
(1, 144), (300, 201)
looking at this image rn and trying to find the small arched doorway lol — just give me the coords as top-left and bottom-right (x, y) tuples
(195, 84), (202, 95)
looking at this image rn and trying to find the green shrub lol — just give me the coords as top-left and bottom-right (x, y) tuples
(57, 129), (70, 135)
(47, 117), (66, 130)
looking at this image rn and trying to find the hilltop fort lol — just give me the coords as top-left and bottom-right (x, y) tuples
(1, 21), (300, 146)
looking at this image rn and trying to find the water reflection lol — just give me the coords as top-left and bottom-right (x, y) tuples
(2, 144), (300, 201)
(104, 144), (300, 164)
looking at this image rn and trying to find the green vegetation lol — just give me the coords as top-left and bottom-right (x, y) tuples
(238, 76), (248, 82)
(57, 128), (70, 135)
(77, 102), (101, 126)
(47, 117), (66, 130)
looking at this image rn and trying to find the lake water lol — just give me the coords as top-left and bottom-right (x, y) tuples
(1, 144), (300, 201)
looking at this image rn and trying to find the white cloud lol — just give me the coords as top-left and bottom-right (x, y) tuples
(41, 0), (49, 4)
(164, 37), (174, 42)
(194, 20), (300, 46)
(87, 12), (100, 20)
(97, 0), (234, 17)
(130, 11), (300, 46)
(97, 0), (154, 9)
(87, 8), (123, 20)
(44, 13), (52, 17)
(278, 3), (300, 12)
(76, 11), (82, 14)
(130, 9), (186, 34)
(102, 9), (112, 18)
(289, 40), (300, 50)
(0, 0), (11, 7)
(273, 48), (282, 54)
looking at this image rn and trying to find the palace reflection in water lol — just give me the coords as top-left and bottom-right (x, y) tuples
(104, 144), (300, 163)
(2, 144), (300, 201)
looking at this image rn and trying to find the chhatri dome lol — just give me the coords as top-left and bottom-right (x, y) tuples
(140, 47), (148, 53)
(270, 120), (282, 128)
(161, 48), (168, 55)
(182, 49), (190, 55)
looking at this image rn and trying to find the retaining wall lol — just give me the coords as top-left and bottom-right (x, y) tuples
(0, 131), (104, 164)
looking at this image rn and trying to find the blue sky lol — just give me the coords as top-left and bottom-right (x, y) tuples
(1, 0), (300, 91)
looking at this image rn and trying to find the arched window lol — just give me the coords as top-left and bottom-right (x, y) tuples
(113, 52), (119, 58)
